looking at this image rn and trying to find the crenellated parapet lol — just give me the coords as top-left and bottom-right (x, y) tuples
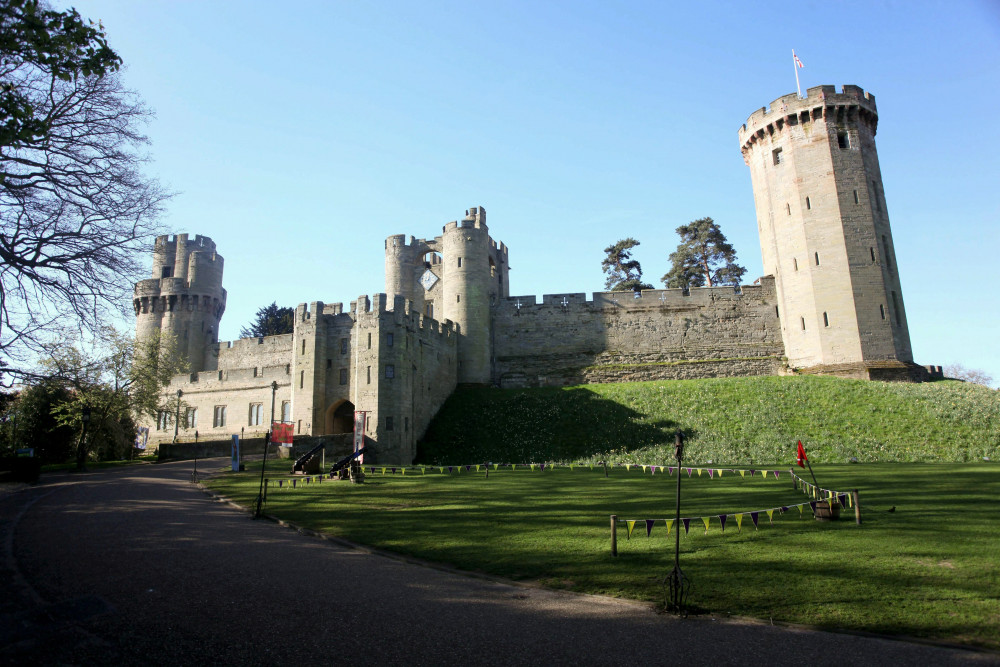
(350, 293), (456, 340)
(739, 85), (878, 163)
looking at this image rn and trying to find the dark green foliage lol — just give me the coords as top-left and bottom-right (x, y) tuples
(600, 238), (653, 292)
(662, 217), (747, 288)
(1, 381), (76, 462)
(0, 0), (121, 148)
(240, 302), (294, 338)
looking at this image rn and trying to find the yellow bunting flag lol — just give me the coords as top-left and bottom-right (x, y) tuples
(716, 469), (722, 478)
(739, 470), (746, 479)
(767, 509), (774, 524)
(475, 465), (481, 472)
(642, 465), (648, 474)
(760, 470), (768, 478)
(848, 493), (853, 508)
(401, 467), (406, 475)
(702, 517), (711, 533)
(569, 464), (574, 470)
(697, 468), (703, 477)
(626, 464), (632, 471)
(439, 467), (445, 474)
(736, 514), (744, 532)
(420, 467), (426, 474)
(381, 467), (386, 475)
(626, 520), (636, 539)
(589, 465), (594, 471)
(665, 519), (674, 535)
(493, 463), (499, 471)
(530, 464), (537, 471)
(797, 504), (804, 515)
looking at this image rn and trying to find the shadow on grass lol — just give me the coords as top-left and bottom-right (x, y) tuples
(417, 386), (684, 464)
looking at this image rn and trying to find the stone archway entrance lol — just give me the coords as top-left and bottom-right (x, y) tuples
(325, 400), (355, 435)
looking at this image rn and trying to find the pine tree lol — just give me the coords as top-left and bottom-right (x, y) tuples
(240, 302), (294, 338)
(601, 238), (653, 292)
(662, 218), (747, 289)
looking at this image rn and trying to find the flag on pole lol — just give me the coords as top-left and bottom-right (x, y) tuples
(793, 50), (804, 68)
(796, 440), (808, 468)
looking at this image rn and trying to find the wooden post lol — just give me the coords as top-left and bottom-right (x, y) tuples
(610, 515), (618, 557)
(853, 489), (862, 525)
(485, 464), (489, 479)
(603, 460), (609, 478)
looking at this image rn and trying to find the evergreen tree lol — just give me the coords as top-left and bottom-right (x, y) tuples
(240, 302), (294, 338)
(662, 217), (747, 289)
(601, 238), (653, 292)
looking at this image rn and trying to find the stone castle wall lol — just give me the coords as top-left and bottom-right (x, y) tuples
(493, 278), (784, 387)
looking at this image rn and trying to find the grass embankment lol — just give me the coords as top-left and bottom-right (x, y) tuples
(206, 462), (1000, 649)
(418, 376), (1000, 465)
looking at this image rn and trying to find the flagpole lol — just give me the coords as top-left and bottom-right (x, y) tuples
(793, 49), (801, 97)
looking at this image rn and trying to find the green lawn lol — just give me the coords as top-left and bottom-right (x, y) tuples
(418, 377), (1000, 464)
(205, 461), (1000, 649)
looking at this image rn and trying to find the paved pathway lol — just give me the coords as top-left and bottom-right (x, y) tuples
(1, 460), (996, 666)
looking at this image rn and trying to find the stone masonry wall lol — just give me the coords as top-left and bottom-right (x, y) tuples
(493, 279), (784, 387)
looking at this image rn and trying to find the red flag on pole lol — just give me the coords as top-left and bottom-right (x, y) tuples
(796, 440), (808, 468)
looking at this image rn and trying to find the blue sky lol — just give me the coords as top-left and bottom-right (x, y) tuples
(72, 0), (1000, 383)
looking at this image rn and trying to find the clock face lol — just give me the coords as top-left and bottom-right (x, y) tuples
(419, 269), (439, 291)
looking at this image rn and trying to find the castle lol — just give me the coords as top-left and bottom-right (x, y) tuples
(134, 85), (935, 463)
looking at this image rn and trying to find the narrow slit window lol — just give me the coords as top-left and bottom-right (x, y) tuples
(367, 332), (372, 349)
(870, 247), (876, 262)
(880, 304), (886, 320)
(882, 235), (893, 270)
(786, 203), (791, 215)
(891, 291), (901, 326)
(299, 370), (304, 388)
(793, 258), (798, 271)
(853, 190), (859, 205)
(456, 294), (461, 303)
(805, 196), (811, 210)
(387, 333), (394, 347)
(457, 257), (462, 268)
(386, 416), (394, 431)
(800, 317), (806, 331)
(326, 359), (332, 369)
(772, 148), (782, 165)
(823, 312), (830, 327)
(815, 252), (820, 266)
(341, 338), (348, 354)
(366, 366), (371, 384)
(837, 130), (849, 149)
(385, 364), (395, 379)
(301, 339), (306, 354)
(339, 368), (348, 385)
(775, 305), (780, 318)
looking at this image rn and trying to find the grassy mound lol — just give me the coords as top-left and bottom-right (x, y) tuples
(417, 376), (1000, 465)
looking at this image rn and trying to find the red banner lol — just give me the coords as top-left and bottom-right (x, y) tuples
(272, 422), (293, 444)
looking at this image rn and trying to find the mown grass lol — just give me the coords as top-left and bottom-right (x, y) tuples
(206, 461), (1000, 649)
(418, 377), (1000, 465)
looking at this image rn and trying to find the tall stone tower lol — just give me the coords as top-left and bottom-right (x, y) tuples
(133, 234), (227, 373)
(739, 85), (915, 380)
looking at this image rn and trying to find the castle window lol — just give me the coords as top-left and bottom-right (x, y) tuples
(882, 235), (893, 270)
(891, 291), (902, 326)
(880, 304), (886, 320)
(156, 411), (170, 431)
(367, 332), (372, 349)
(326, 359), (332, 369)
(249, 403), (263, 426)
(161, 266), (172, 278)
(775, 305), (780, 318)
(185, 408), (197, 429)
(300, 370), (304, 388)
(426, 303), (434, 318)
(339, 368), (348, 385)
(805, 197), (812, 210)
(456, 294), (461, 303)
(218, 371), (223, 381)
(386, 416), (394, 431)
(341, 338), (349, 354)
(405, 417), (409, 432)
(793, 258), (798, 271)
(837, 130), (850, 149)
(385, 364), (395, 379)
(366, 366), (371, 384)
(823, 312), (830, 327)
(458, 257), (462, 268)
(870, 247), (876, 262)
(281, 401), (291, 422)
(772, 148), (782, 165)
(800, 317), (806, 331)
(253, 367), (258, 377)
(786, 203), (791, 216)
(854, 190), (860, 205)
(301, 339), (306, 355)
(387, 333), (394, 347)
(297, 420), (302, 434)
(815, 252), (820, 266)
(213, 406), (227, 428)
(872, 180), (880, 212)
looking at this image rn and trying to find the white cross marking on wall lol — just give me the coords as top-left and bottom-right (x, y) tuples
(659, 293), (668, 303)
(560, 297), (569, 308)
(515, 300), (522, 310)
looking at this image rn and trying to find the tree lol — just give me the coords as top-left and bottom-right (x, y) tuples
(240, 302), (295, 338)
(944, 364), (995, 389)
(601, 238), (653, 292)
(662, 217), (747, 289)
(1, 1), (168, 383)
(42, 327), (183, 462)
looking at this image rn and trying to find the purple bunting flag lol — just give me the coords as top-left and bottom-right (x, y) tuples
(707, 469), (714, 479)
(650, 466), (658, 474)
(667, 467), (675, 475)
(750, 511), (759, 529)
(682, 518), (691, 534)
(646, 519), (655, 537)
(838, 494), (848, 508)
(718, 514), (727, 532)
(292, 479), (297, 488)
(809, 501), (818, 513)
(749, 469), (756, 477)
(780, 506), (789, 513)
(278, 480), (284, 488)
(448, 466), (454, 473)
(686, 468), (693, 477)
(773, 471), (780, 479)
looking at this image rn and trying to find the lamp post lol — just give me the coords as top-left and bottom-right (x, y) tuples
(665, 430), (691, 614)
(75, 405), (91, 471)
(173, 389), (183, 443)
(255, 381), (279, 519)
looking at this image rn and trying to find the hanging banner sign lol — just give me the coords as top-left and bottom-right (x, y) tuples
(353, 411), (368, 464)
(272, 422), (293, 445)
(231, 434), (240, 472)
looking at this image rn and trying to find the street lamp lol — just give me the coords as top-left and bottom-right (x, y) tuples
(665, 430), (690, 614)
(255, 381), (279, 519)
(75, 405), (91, 471)
(173, 389), (183, 443)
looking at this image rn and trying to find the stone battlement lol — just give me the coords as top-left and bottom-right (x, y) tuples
(351, 294), (456, 338)
(739, 84), (877, 144)
(501, 279), (774, 314)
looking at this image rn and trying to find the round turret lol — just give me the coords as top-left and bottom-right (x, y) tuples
(441, 207), (493, 384)
(133, 233), (227, 373)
